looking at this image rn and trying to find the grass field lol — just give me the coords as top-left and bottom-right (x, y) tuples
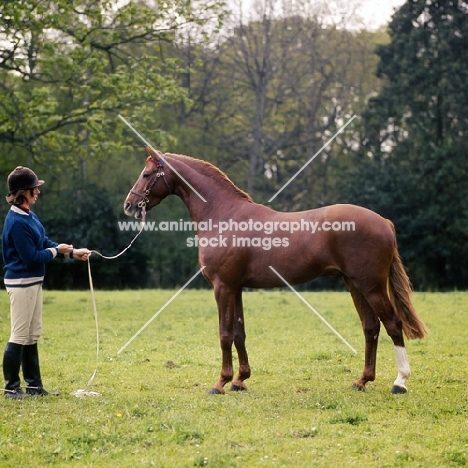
(0, 288), (467, 467)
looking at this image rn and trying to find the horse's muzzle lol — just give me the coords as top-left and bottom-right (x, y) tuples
(124, 201), (142, 218)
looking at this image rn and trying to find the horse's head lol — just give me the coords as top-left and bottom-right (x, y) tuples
(124, 146), (172, 219)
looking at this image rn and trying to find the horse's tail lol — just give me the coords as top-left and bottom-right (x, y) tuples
(387, 221), (429, 340)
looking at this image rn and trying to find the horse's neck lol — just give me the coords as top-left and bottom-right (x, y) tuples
(169, 155), (250, 221)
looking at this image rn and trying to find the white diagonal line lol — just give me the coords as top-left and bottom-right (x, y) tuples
(268, 115), (357, 202)
(117, 266), (206, 354)
(269, 266), (357, 354)
(118, 114), (207, 203)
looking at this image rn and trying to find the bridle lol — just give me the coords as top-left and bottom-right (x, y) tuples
(130, 157), (172, 210)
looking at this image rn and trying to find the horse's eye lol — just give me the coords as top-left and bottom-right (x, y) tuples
(143, 173), (151, 179)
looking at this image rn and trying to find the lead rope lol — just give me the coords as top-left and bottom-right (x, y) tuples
(71, 208), (147, 398)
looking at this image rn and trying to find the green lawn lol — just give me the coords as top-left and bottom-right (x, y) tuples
(0, 289), (467, 467)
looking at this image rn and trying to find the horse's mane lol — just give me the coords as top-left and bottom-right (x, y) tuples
(169, 153), (253, 203)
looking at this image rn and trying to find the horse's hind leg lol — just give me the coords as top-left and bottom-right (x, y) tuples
(391, 346), (411, 394)
(230, 289), (251, 391)
(345, 279), (381, 391)
(360, 286), (411, 394)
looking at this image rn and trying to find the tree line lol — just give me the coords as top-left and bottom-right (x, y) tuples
(1, 0), (467, 290)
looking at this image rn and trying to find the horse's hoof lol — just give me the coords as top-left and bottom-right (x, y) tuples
(207, 387), (224, 395)
(391, 385), (407, 394)
(230, 383), (247, 392)
(352, 383), (366, 392)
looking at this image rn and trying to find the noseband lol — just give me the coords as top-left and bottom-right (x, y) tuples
(130, 157), (172, 209)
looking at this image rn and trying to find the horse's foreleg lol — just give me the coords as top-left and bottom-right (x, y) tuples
(208, 284), (236, 395)
(230, 289), (250, 391)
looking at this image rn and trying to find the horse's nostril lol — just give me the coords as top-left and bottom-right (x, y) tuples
(124, 201), (133, 213)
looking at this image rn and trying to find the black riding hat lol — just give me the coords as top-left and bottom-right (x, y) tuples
(7, 166), (44, 195)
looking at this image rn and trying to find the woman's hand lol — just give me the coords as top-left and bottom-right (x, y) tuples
(72, 248), (91, 261)
(57, 243), (73, 254)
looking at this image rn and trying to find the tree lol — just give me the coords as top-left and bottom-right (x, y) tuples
(0, 0), (226, 173)
(0, 0), (227, 290)
(343, 0), (468, 289)
(172, 0), (383, 206)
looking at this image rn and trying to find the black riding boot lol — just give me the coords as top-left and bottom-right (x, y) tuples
(22, 343), (59, 396)
(3, 342), (28, 400)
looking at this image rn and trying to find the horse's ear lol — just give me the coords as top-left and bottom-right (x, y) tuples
(145, 146), (163, 160)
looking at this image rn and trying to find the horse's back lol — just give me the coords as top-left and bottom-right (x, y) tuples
(204, 203), (396, 288)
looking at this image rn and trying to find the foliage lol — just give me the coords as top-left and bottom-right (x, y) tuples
(0, 0), (226, 164)
(0, 0), (466, 290)
(0, 0), (226, 289)
(340, 0), (468, 289)
(0, 289), (467, 466)
(174, 4), (383, 205)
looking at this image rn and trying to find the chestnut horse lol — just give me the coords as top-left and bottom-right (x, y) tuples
(124, 147), (428, 394)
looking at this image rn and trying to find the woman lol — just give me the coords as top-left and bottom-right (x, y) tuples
(2, 166), (90, 399)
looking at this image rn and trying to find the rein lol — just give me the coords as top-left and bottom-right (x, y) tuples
(91, 207), (147, 260)
(73, 157), (170, 397)
(72, 208), (148, 397)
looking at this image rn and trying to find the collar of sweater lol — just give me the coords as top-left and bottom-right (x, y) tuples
(11, 205), (30, 215)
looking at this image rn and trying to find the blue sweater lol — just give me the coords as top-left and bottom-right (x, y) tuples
(2, 205), (58, 287)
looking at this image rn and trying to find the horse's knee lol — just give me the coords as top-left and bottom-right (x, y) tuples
(219, 334), (233, 350)
(233, 332), (246, 348)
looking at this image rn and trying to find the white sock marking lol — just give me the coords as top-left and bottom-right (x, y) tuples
(393, 346), (411, 389)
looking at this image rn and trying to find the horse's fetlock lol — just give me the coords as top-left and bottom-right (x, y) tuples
(221, 371), (234, 382)
(239, 365), (251, 379)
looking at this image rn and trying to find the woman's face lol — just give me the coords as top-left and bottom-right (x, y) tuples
(24, 187), (40, 206)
